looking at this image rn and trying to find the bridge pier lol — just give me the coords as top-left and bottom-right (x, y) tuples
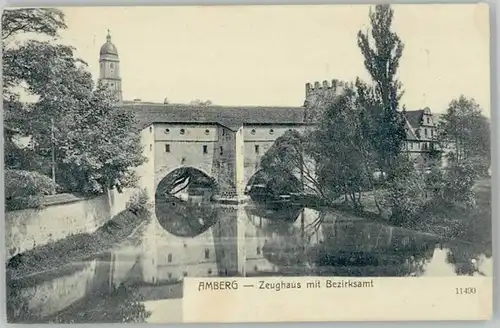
(212, 206), (247, 276)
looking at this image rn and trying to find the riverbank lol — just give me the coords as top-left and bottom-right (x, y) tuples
(328, 178), (491, 251)
(412, 178), (492, 251)
(6, 207), (151, 280)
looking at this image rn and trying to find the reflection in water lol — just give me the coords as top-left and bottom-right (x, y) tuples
(7, 194), (492, 323)
(155, 167), (219, 237)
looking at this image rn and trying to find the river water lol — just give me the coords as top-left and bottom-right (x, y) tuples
(6, 198), (492, 323)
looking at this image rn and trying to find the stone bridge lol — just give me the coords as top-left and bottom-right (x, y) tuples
(126, 103), (309, 204)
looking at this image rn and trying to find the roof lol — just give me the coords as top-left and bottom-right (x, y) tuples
(404, 110), (424, 128)
(100, 33), (118, 56)
(403, 117), (419, 140)
(121, 102), (306, 130)
(100, 42), (118, 56)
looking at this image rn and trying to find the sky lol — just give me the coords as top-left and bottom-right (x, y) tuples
(52, 4), (490, 116)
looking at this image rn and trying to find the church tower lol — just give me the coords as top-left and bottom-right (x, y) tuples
(99, 30), (122, 102)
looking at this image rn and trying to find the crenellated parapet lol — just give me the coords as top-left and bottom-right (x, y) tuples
(305, 79), (349, 98)
(303, 79), (351, 123)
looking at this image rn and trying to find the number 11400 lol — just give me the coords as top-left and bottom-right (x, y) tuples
(455, 287), (476, 295)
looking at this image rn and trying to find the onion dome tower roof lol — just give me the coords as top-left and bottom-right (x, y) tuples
(100, 30), (118, 56)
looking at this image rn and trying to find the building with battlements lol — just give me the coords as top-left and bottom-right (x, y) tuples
(98, 34), (438, 204)
(305, 80), (439, 168)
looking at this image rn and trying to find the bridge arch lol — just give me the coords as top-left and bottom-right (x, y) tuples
(155, 165), (215, 191)
(244, 168), (303, 199)
(154, 166), (219, 238)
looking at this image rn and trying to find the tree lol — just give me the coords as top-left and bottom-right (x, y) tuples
(437, 95), (490, 167)
(425, 160), (478, 209)
(381, 157), (427, 226)
(3, 8), (93, 176)
(313, 82), (376, 209)
(2, 8), (66, 41)
(356, 4), (407, 176)
(4, 169), (60, 211)
(54, 84), (148, 195)
(259, 130), (330, 204)
(3, 8), (147, 195)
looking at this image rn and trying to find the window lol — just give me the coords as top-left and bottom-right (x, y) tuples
(183, 243), (187, 248)
(110, 63), (114, 69)
(204, 248), (210, 259)
(222, 129), (226, 136)
(183, 272), (188, 277)
(165, 128), (170, 134)
(203, 145), (208, 154)
(220, 146), (223, 156)
(424, 128), (428, 137)
(168, 273), (172, 279)
(149, 144), (152, 151)
(256, 246), (261, 255)
(205, 129), (210, 135)
(167, 253), (172, 263)
(165, 144), (170, 152)
(426, 117), (430, 124)
(255, 145), (260, 154)
(208, 268), (212, 275)
(254, 265), (258, 271)
(251, 129), (256, 135)
(180, 128), (185, 135)
(269, 129), (275, 135)
(149, 126), (152, 133)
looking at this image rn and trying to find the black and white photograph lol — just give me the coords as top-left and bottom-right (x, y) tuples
(3, 4), (492, 323)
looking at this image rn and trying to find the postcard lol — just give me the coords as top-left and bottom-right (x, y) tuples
(3, 3), (492, 323)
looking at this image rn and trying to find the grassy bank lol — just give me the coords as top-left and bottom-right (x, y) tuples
(412, 178), (492, 248)
(6, 207), (151, 280)
(329, 179), (491, 249)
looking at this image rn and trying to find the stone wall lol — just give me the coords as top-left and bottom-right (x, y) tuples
(8, 261), (98, 319)
(5, 188), (134, 260)
(152, 123), (219, 190)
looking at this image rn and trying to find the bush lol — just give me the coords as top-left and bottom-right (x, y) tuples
(382, 158), (427, 227)
(426, 160), (478, 208)
(5, 169), (60, 211)
(125, 189), (152, 214)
